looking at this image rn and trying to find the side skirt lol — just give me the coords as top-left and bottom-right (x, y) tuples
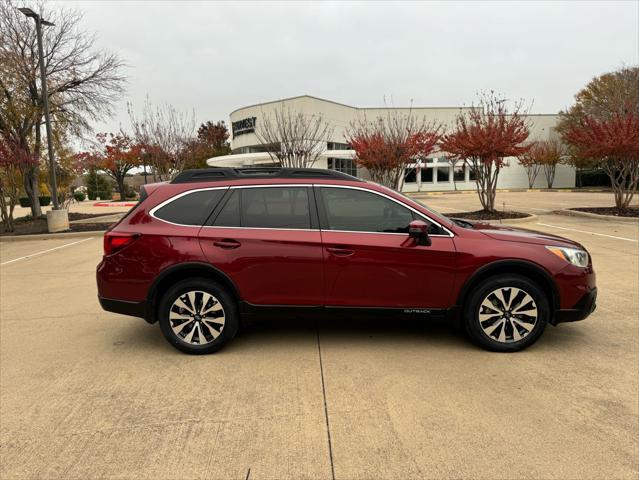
(239, 302), (449, 320)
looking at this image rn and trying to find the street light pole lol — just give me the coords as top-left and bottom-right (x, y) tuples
(19, 8), (60, 209)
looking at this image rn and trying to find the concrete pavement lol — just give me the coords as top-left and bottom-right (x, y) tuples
(1, 191), (637, 479)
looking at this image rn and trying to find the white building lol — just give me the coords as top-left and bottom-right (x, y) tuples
(207, 95), (575, 192)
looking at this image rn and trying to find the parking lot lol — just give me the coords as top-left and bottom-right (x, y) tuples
(1, 191), (637, 480)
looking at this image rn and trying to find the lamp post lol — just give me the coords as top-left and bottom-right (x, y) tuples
(18, 7), (60, 210)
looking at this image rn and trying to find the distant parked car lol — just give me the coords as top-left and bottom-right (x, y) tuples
(97, 168), (596, 354)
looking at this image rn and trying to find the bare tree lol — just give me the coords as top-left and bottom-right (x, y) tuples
(0, 0), (125, 216)
(255, 105), (333, 168)
(128, 98), (197, 180)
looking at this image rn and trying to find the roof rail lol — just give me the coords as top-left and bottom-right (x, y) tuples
(170, 167), (363, 184)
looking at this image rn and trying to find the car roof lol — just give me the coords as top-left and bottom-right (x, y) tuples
(171, 167), (363, 184)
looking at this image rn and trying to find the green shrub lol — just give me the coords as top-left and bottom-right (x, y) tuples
(86, 171), (113, 200)
(74, 191), (86, 202)
(19, 197), (31, 208)
(38, 196), (51, 206)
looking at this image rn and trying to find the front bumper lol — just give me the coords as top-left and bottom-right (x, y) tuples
(553, 287), (597, 325)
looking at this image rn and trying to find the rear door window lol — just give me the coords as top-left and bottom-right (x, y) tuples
(210, 187), (312, 229)
(241, 187), (311, 229)
(212, 190), (240, 227)
(153, 189), (226, 226)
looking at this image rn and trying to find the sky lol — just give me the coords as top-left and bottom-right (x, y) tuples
(57, 0), (639, 135)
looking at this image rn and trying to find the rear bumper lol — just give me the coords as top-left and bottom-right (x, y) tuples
(553, 287), (597, 325)
(98, 296), (151, 322)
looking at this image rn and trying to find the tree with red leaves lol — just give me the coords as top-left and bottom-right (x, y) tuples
(558, 66), (639, 211)
(0, 138), (37, 231)
(563, 112), (639, 210)
(347, 110), (441, 190)
(518, 143), (543, 188)
(441, 93), (531, 212)
(519, 139), (565, 188)
(183, 121), (232, 169)
(78, 132), (141, 199)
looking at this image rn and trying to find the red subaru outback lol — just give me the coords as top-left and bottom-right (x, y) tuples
(97, 168), (596, 354)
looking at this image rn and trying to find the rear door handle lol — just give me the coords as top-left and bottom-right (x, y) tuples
(213, 239), (241, 249)
(326, 247), (354, 257)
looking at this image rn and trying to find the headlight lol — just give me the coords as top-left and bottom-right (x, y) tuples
(546, 246), (589, 267)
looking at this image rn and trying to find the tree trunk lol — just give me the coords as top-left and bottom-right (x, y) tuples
(471, 159), (500, 213)
(116, 175), (126, 201)
(0, 194), (15, 232)
(544, 164), (557, 188)
(604, 157), (639, 211)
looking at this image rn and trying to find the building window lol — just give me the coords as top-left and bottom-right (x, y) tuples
(469, 167), (478, 181)
(453, 164), (465, 182)
(327, 158), (357, 177)
(327, 142), (351, 151)
(421, 167), (433, 183)
(404, 168), (417, 183)
(436, 166), (450, 183)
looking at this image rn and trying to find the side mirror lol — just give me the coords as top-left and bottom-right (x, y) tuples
(408, 220), (431, 246)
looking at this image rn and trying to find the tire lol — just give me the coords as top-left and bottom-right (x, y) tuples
(464, 274), (549, 352)
(158, 278), (239, 354)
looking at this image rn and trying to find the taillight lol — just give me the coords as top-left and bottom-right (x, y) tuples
(103, 232), (140, 255)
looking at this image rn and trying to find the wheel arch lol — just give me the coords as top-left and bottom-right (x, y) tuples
(146, 262), (241, 323)
(456, 259), (560, 311)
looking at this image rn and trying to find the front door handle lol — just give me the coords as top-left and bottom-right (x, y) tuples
(326, 247), (354, 257)
(213, 239), (241, 249)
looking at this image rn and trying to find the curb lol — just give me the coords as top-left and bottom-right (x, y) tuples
(554, 208), (639, 223)
(0, 231), (104, 242)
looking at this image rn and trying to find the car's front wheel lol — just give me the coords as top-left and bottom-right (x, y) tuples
(464, 275), (549, 352)
(158, 278), (239, 354)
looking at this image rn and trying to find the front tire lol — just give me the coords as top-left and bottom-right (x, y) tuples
(158, 278), (239, 354)
(464, 275), (549, 352)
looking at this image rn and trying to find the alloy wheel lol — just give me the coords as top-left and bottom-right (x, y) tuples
(169, 290), (225, 345)
(478, 287), (538, 343)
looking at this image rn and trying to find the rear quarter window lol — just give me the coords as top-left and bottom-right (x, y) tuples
(153, 189), (226, 226)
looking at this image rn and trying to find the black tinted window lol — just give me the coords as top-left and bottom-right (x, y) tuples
(241, 187), (311, 229)
(154, 189), (225, 226)
(213, 190), (240, 227)
(320, 187), (414, 233)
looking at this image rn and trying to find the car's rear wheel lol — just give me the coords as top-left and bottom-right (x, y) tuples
(464, 275), (549, 352)
(158, 278), (239, 354)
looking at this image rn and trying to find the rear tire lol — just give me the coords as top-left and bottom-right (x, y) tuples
(464, 275), (549, 352)
(158, 278), (239, 354)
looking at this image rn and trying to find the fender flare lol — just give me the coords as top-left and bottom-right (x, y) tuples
(146, 262), (242, 320)
(456, 259), (560, 310)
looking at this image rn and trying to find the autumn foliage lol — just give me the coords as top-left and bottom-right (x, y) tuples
(347, 110), (441, 189)
(0, 138), (37, 231)
(559, 66), (639, 211)
(441, 93), (530, 212)
(77, 132), (141, 198)
(563, 112), (639, 209)
(519, 139), (565, 188)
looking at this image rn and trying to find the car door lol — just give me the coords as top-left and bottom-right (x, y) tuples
(316, 185), (457, 309)
(198, 185), (324, 306)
